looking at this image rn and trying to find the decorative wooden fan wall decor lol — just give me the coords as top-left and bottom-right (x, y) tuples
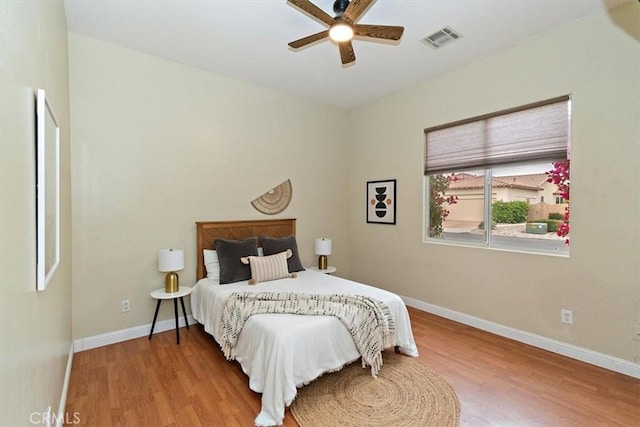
(251, 179), (293, 215)
(288, 0), (404, 65)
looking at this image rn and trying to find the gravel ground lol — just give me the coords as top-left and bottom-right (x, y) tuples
(471, 223), (565, 240)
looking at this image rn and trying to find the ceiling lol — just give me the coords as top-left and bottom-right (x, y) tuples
(63, 0), (626, 109)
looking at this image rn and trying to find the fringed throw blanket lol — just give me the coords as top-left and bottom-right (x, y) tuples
(217, 292), (396, 377)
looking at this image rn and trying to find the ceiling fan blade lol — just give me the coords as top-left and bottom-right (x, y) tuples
(338, 41), (356, 65)
(288, 0), (335, 26)
(343, 0), (374, 23)
(288, 30), (330, 49)
(353, 24), (404, 41)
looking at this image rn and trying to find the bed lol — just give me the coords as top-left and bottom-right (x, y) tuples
(190, 219), (418, 426)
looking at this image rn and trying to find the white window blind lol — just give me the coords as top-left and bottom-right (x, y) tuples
(424, 96), (570, 175)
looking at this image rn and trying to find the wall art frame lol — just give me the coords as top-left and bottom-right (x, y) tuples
(366, 179), (396, 225)
(36, 89), (60, 291)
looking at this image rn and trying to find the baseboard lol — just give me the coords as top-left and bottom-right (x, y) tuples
(73, 315), (195, 352)
(56, 343), (74, 427)
(73, 300), (639, 379)
(401, 296), (640, 379)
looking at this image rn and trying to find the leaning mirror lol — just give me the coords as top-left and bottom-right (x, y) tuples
(36, 89), (60, 291)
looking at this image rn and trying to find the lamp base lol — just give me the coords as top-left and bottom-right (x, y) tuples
(165, 272), (179, 293)
(318, 255), (328, 270)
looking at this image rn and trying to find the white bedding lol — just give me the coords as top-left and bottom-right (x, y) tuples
(190, 269), (419, 426)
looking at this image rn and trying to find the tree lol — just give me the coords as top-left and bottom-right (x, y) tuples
(429, 174), (458, 237)
(546, 160), (570, 244)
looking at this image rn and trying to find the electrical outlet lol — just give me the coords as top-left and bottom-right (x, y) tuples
(633, 326), (640, 341)
(561, 309), (573, 324)
(121, 299), (130, 312)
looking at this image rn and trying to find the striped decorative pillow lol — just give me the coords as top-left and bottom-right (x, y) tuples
(241, 249), (297, 285)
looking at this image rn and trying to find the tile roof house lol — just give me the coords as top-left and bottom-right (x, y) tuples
(445, 173), (563, 222)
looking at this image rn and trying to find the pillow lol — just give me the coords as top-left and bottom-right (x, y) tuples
(203, 249), (220, 281)
(241, 250), (298, 285)
(214, 237), (259, 284)
(260, 235), (305, 272)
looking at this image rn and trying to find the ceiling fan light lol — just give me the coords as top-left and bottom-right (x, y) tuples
(329, 22), (353, 42)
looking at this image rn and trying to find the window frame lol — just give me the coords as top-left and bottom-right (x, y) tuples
(423, 96), (571, 256)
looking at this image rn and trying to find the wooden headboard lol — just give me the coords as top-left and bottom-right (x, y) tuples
(195, 219), (297, 280)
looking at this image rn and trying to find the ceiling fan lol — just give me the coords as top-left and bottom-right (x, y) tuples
(287, 0), (404, 65)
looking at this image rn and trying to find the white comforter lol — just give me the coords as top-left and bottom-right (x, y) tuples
(190, 269), (418, 426)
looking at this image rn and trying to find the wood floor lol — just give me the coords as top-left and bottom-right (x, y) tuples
(66, 307), (640, 426)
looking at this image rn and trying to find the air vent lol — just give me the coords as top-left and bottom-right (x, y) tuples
(421, 26), (462, 49)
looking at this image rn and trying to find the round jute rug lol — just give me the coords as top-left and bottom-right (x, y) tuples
(290, 352), (460, 427)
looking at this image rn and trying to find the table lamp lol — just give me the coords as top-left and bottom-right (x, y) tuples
(159, 248), (184, 293)
(314, 238), (332, 270)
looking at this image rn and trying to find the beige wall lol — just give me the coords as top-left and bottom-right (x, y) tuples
(347, 2), (640, 363)
(68, 33), (350, 339)
(528, 202), (568, 222)
(497, 187), (538, 203)
(444, 190), (484, 223)
(539, 181), (560, 205)
(0, 0), (73, 424)
(445, 187), (540, 223)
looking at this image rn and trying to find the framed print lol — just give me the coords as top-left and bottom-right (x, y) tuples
(36, 89), (60, 291)
(367, 179), (396, 225)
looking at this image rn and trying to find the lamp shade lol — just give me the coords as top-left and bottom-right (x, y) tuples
(158, 249), (184, 272)
(314, 238), (332, 256)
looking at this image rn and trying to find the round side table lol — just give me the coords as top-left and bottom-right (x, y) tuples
(307, 266), (337, 274)
(149, 286), (192, 344)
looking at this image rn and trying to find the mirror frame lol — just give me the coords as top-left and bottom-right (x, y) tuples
(36, 89), (60, 291)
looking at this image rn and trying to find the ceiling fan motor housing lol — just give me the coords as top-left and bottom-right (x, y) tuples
(333, 0), (350, 17)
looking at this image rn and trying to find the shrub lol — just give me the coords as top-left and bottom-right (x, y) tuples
(478, 220), (496, 230)
(548, 212), (563, 220)
(546, 160), (570, 245)
(527, 219), (562, 233)
(492, 201), (529, 224)
(428, 175), (458, 238)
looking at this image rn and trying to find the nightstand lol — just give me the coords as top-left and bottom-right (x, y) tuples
(308, 266), (336, 274)
(149, 286), (191, 344)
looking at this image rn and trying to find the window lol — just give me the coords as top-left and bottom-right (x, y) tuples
(424, 96), (571, 256)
